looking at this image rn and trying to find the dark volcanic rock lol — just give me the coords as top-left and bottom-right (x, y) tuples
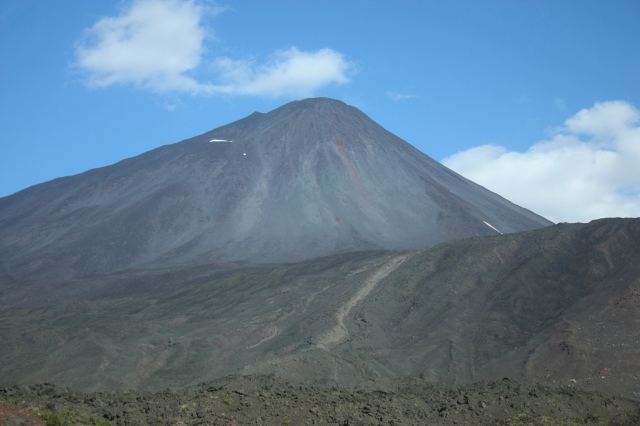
(0, 97), (550, 280)
(1, 376), (639, 426)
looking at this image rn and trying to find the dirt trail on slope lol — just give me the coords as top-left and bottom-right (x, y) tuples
(247, 326), (279, 349)
(317, 252), (412, 350)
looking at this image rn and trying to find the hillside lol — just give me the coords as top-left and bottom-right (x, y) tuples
(1, 218), (638, 401)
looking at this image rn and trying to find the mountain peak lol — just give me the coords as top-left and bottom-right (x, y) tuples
(286, 96), (349, 108)
(0, 99), (551, 280)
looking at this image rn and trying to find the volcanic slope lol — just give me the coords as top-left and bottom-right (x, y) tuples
(1, 218), (638, 399)
(0, 97), (551, 281)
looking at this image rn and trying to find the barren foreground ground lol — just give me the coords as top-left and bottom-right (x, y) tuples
(2, 375), (639, 425)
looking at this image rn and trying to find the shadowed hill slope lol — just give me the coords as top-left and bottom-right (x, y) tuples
(1, 218), (637, 399)
(0, 98), (550, 281)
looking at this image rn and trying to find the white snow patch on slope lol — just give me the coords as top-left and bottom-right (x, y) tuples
(482, 220), (503, 234)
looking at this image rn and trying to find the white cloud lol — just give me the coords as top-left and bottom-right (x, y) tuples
(76, 0), (209, 91)
(387, 91), (419, 101)
(75, 0), (352, 97)
(554, 97), (566, 110)
(442, 101), (640, 223)
(211, 48), (352, 97)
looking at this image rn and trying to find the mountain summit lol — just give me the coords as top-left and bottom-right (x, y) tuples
(0, 98), (551, 280)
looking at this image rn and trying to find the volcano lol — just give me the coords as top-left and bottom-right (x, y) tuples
(0, 98), (551, 281)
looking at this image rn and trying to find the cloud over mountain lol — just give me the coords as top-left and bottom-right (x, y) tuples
(211, 48), (351, 97)
(75, 0), (352, 97)
(443, 101), (640, 223)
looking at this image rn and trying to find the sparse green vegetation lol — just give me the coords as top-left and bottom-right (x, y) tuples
(0, 376), (636, 426)
(33, 406), (111, 426)
(502, 412), (611, 425)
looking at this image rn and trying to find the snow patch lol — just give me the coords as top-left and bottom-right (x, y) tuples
(482, 221), (503, 234)
(209, 139), (232, 142)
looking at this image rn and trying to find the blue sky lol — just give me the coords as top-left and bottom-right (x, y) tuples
(1, 0), (639, 222)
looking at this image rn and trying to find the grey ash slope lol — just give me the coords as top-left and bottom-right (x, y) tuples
(1, 218), (638, 397)
(0, 98), (550, 280)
